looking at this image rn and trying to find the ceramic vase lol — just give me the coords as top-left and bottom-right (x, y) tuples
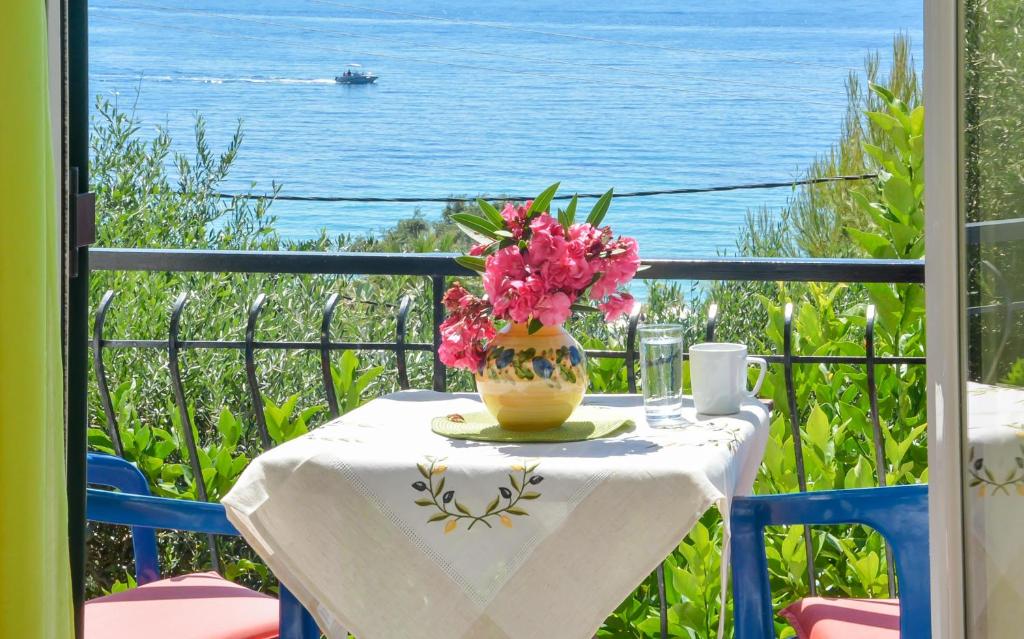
(475, 322), (588, 431)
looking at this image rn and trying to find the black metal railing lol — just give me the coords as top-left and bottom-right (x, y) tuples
(90, 248), (926, 634)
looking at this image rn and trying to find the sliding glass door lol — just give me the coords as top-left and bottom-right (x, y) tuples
(959, 0), (1024, 636)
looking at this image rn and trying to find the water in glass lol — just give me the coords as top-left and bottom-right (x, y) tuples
(639, 324), (684, 427)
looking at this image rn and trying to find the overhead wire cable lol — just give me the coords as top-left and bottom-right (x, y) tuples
(210, 173), (878, 203)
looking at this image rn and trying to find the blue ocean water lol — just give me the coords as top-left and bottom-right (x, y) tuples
(89, 0), (922, 257)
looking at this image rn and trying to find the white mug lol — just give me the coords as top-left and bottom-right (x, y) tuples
(689, 343), (767, 415)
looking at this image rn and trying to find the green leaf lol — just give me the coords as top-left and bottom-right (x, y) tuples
(564, 195), (579, 227)
(850, 190), (895, 228)
(869, 82), (896, 104)
(476, 198), (505, 228)
(527, 318), (543, 334)
(451, 213), (501, 243)
(509, 474), (521, 492)
(570, 303), (599, 313)
(215, 408), (240, 446)
(865, 283), (903, 333)
(846, 228), (897, 259)
(454, 500), (472, 515)
(909, 105), (924, 136)
(528, 182), (560, 218)
(882, 174), (917, 221)
(586, 189), (614, 227)
(806, 404), (830, 452)
(415, 498), (433, 507)
(428, 512), (449, 523)
(862, 143), (889, 168)
(507, 507), (529, 516)
(454, 256), (486, 273)
(867, 111), (900, 132)
(354, 366), (384, 396)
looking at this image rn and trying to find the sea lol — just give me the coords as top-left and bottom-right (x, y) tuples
(89, 0), (923, 258)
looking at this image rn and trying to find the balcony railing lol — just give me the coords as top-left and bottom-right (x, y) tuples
(89, 248), (926, 604)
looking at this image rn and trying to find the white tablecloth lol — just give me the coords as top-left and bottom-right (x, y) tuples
(223, 391), (770, 639)
(965, 383), (1024, 637)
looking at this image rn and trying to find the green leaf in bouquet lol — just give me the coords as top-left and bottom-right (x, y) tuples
(586, 188), (614, 227)
(570, 303), (599, 313)
(476, 198), (505, 228)
(527, 182), (560, 218)
(557, 194), (579, 228)
(454, 256), (486, 273)
(527, 318), (544, 334)
(451, 213), (501, 243)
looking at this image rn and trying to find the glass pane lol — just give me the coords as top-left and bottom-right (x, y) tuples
(961, 0), (1024, 635)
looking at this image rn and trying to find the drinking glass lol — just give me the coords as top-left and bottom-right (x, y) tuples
(638, 324), (684, 427)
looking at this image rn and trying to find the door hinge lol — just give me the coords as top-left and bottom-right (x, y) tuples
(69, 167), (95, 278)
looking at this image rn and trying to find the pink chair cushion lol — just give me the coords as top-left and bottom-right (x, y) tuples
(85, 571), (279, 639)
(780, 597), (900, 639)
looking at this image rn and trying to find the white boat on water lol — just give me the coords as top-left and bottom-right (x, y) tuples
(335, 64), (378, 85)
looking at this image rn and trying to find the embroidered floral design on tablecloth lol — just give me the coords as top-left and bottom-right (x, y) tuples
(642, 420), (744, 453)
(411, 457), (544, 533)
(968, 442), (1024, 496)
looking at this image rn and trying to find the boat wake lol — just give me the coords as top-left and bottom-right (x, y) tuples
(95, 73), (337, 86)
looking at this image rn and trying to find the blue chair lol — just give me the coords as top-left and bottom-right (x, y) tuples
(86, 453), (320, 639)
(731, 484), (929, 639)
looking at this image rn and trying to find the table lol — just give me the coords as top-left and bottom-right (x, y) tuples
(964, 382), (1024, 637)
(223, 391), (770, 639)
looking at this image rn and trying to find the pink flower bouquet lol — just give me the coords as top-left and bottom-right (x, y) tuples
(439, 182), (641, 372)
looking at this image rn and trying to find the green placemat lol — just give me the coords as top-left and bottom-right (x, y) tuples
(431, 406), (635, 443)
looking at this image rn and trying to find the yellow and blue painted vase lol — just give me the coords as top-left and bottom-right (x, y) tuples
(475, 322), (588, 431)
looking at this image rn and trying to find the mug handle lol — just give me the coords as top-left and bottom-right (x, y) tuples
(745, 357), (768, 397)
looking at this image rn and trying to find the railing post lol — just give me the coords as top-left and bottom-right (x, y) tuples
(167, 292), (220, 571)
(320, 293), (342, 419)
(783, 302), (815, 596)
(395, 295), (413, 390)
(431, 276), (446, 392)
(244, 294), (272, 448)
(866, 305), (898, 598)
(93, 289), (123, 456)
(625, 302), (642, 394)
(705, 302), (719, 342)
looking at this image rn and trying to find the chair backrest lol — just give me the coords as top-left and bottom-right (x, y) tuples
(87, 453), (161, 584)
(731, 484), (930, 639)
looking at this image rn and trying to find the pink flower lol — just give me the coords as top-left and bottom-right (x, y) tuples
(568, 223), (611, 258)
(598, 293), (636, 322)
(438, 283), (495, 371)
(526, 214), (568, 268)
(483, 246), (528, 318)
(442, 282), (469, 310)
(500, 202), (530, 239)
(534, 291), (573, 326)
(590, 237), (640, 300)
(543, 237), (596, 290)
(505, 275), (545, 323)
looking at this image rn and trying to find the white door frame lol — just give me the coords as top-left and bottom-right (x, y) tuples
(924, 0), (967, 637)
